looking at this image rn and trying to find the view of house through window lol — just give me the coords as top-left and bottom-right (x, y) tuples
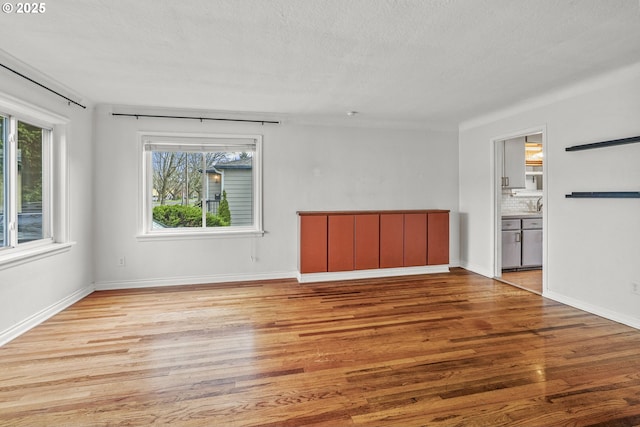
(151, 150), (254, 229)
(0, 115), (49, 249)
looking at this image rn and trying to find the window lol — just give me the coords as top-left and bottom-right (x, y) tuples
(140, 132), (263, 238)
(1, 115), (52, 250)
(0, 93), (70, 268)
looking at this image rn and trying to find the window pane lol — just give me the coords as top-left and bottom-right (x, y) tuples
(205, 151), (253, 228)
(0, 117), (5, 247)
(17, 121), (44, 243)
(150, 149), (255, 230)
(151, 151), (205, 228)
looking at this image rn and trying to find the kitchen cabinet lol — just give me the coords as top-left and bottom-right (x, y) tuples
(501, 216), (542, 270)
(522, 218), (543, 267)
(502, 137), (526, 189)
(502, 219), (522, 269)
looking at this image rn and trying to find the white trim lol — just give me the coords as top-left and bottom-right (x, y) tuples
(491, 125), (548, 295)
(0, 283), (93, 346)
(0, 242), (75, 271)
(458, 262), (493, 279)
(544, 290), (640, 331)
(136, 229), (264, 241)
(0, 91), (69, 126)
(138, 131), (263, 236)
(95, 270), (298, 291)
(0, 92), (71, 259)
(297, 265), (450, 284)
(0, 48), (85, 108)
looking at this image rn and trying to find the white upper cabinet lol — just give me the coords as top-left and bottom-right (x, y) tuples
(502, 136), (526, 189)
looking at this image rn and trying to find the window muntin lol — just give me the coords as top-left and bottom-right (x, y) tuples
(141, 133), (262, 236)
(0, 115), (51, 250)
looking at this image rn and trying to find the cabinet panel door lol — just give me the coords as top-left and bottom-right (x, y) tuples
(328, 215), (355, 272)
(404, 213), (427, 266)
(522, 229), (542, 267)
(300, 215), (327, 273)
(427, 212), (449, 265)
(355, 214), (379, 270)
(502, 230), (521, 269)
(503, 137), (526, 188)
(380, 214), (404, 268)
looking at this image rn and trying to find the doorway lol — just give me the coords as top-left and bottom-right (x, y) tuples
(493, 128), (546, 295)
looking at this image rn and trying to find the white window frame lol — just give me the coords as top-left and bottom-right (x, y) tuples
(0, 92), (72, 270)
(138, 131), (263, 240)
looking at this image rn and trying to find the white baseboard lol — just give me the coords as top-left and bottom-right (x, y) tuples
(544, 290), (640, 331)
(0, 284), (95, 347)
(297, 265), (450, 283)
(458, 261), (493, 278)
(95, 270), (298, 290)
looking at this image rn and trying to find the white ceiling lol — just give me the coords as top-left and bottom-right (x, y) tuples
(2, 0), (640, 127)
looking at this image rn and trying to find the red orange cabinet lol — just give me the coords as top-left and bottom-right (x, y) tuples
(328, 215), (355, 272)
(354, 214), (379, 270)
(298, 210), (449, 276)
(380, 214), (404, 268)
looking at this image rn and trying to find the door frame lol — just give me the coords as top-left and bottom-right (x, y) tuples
(492, 125), (548, 294)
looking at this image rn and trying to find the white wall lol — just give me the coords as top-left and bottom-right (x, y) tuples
(93, 106), (459, 288)
(459, 62), (640, 327)
(0, 73), (94, 342)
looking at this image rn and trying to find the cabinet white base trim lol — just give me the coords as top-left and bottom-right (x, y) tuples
(297, 265), (450, 284)
(544, 290), (640, 331)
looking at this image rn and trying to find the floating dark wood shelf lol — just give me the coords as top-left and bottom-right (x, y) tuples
(565, 135), (640, 151)
(565, 191), (640, 199)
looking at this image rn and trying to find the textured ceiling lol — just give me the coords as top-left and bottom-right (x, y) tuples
(1, 0), (639, 126)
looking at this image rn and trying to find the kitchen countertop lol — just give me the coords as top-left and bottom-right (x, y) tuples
(502, 212), (542, 219)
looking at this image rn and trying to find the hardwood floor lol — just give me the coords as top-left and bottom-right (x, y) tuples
(2, 268), (640, 426)
(501, 269), (543, 294)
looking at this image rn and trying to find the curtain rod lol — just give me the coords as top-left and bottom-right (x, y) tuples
(112, 113), (280, 125)
(0, 63), (87, 109)
(565, 135), (640, 151)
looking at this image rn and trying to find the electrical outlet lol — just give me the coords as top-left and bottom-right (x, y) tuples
(631, 282), (640, 295)
(117, 256), (126, 267)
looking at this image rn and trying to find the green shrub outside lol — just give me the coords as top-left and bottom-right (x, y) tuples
(153, 204), (229, 227)
(218, 190), (231, 225)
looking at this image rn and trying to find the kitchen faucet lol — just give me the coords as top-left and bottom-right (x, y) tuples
(536, 197), (543, 212)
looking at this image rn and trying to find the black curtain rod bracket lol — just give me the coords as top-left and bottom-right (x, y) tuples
(112, 113), (279, 125)
(0, 63), (87, 109)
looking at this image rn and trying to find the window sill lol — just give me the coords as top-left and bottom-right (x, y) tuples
(136, 228), (265, 241)
(0, 242), (76, 271)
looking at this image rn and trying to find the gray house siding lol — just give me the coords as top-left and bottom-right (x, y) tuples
(205, 158), (253, 226)
(222, 169), (253, 226)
